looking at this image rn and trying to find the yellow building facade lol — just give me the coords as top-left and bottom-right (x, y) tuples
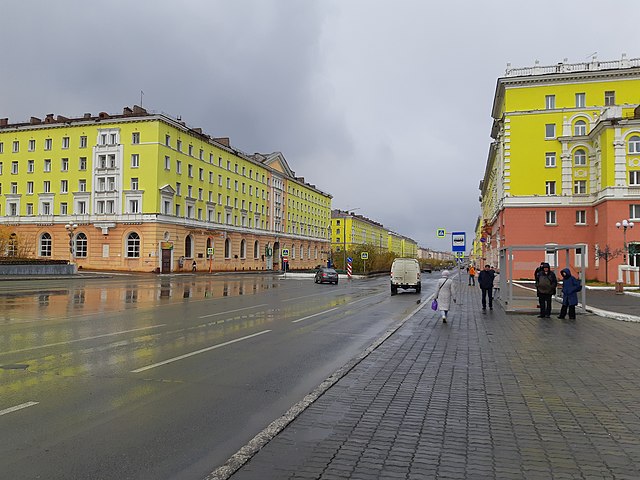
(330, 210), (418, 257)
(0, 107), (332, 272)
(479, 56), (640, 281)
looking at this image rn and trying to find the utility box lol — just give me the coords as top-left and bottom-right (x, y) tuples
(615, 282), (624, 294)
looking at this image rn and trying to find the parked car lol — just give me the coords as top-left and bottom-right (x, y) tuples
(315, 267), (339, 284)
(390, 258), (421, 295)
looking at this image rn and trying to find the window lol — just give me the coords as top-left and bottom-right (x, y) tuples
(61, 158), (69, 171)
(254, 241), (259, 259)
(176, 160), (182, 174)
(545, 210), (557, 225)
(604, 91), (615, 106)
(61, 180), (68, 193)
(129, 199), (139, 213)
(185, 235), (193, 258)
(12, 141), (19, 153)
(224, 238), (231, 258)
(11, 161), (18, 174)
(44, 159), (51, 172)
(43, 181), (51, 193)
(27, 182), (34, 194)
(574, 180), (587, 194)
(545, 124), (556, 138)
(545, 95), (555, 109)
(165, 156), (170, 170)
(79, 179), (86, 192)
(165, 134), (171, 146)
(77, 201), (87, 214)
(39, 233), (52, 257)
(574, 149), (587, 166)
(240, 239), (246, 259)
(60, 202), (68, 215)
(42, 203), (51, 215)
(126, 232), (141, 258)
(62, 137), (70, 149)
(574, 120), (587, 136)
(199, 168), (204, 181)
(110, 133), (117, 145)
(131, 154), (139, 168)
(630, 171), (640, 186)
(79, 157), (87, 170)
(131, 177), (139, 190)
(630, 204), (640, 220)
(576, 210), (587, 224)
(545, 181), (556, 195)
(188, 164), (193, 178)
(80, 136), (87, 148)
(75, 233), (88, 257)
(0, 143), (3, 154)
(176, 182), (181, 196)
(132, 132), (140, 144)
(176, 140), (182, 152)
(28, 139), (36, 151)
(575, 93), (586, 108)
(26, 203), (33, 215)
(575, 245), (588, 268)
(545, 152), (556, 168)
(188, 145), (193, 156)
(629, 136), (640, 154)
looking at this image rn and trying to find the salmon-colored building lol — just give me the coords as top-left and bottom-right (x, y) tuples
(478, 56), (640, 283)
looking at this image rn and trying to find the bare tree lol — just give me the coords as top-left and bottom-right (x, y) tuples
(595, 245), (623, 285)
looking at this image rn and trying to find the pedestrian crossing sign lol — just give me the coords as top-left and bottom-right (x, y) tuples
(436, 228), (446, 238)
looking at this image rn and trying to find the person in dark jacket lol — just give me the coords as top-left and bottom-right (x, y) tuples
(478, 264), (495, 311)
(535, 262), (557, 318)
(558, 268), (581, 319)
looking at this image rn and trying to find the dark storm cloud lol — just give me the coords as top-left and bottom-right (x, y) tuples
(2, 0), (638, 249)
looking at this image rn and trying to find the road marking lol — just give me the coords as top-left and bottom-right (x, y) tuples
(131, 330), (272, 373)
(198, 304), (268, 319)
(2, 325), (167, 355)
(282, 292), (330, 302)
(292, 308), (339, 323)
(0, 401), (39, 416)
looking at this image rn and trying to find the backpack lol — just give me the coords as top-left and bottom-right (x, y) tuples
(537, 274), (554, 294)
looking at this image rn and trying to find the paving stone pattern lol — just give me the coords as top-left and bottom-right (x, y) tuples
(232, 286), (640, 479)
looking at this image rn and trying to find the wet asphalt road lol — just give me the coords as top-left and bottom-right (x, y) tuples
(0, 273), (441, 480)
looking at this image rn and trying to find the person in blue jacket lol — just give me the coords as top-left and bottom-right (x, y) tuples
(558, 268), (582, 319)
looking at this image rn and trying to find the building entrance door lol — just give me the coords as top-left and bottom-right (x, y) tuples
(161, 248), (172, 273)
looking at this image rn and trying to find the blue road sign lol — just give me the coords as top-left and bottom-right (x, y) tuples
(347, 257), (353, 263)
(451, 232), (466, 252)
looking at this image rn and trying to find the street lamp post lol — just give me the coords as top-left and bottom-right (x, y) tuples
(65, 223), (78, 264)
(616, 219), (635, 265)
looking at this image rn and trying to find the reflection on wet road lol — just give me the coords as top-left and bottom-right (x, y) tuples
(0, 272), (442, 480)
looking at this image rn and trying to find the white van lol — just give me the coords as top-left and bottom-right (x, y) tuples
(390, 258), (421, 295)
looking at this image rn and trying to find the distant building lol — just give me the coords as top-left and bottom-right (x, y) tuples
(479, 56), (640, 281)
(0, 106), (332, 272)
(331, 210), (418, 257)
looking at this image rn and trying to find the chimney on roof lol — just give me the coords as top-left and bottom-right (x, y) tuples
(45, 114), (55, 123)
(0, 118), (8, 127)
(56, 115), (70, 123)
(83, 113), (92, 119)
(213, 137), (230, 147)
(123, 106), (133, 115)
(30, 117), (42, 125)
(98, 112), (110, 119)
(132, 105), (147, 115)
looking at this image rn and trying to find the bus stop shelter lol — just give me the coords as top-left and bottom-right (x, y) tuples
(498, 245), (587, 314)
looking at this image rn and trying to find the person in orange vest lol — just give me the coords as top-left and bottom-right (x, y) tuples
(468, 265), (476, 286)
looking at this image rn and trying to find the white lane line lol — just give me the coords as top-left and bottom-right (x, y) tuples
(2, 325), (166, 355)
(198, 304), (268, 319)
(131, 330), (272, 373)
(292, 308), (339, 323)
(0, 401), (39, 416)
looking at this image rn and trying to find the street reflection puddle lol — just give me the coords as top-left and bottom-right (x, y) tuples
(1, 364), (29, 370)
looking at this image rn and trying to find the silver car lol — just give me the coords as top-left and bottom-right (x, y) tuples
(314, 267), (339, 284)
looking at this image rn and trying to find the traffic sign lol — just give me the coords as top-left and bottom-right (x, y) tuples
(207, 247), (214, 256)
(455, 252), (465, 258)
(451, 232), (466, 252)
(281, 248), (290, 257)
(436, 228), (446, 238)
(347, 257), (353, 263)
(361, 252), (369, 260)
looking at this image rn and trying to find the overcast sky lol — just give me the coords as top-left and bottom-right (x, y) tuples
(2, 1), (638, 251)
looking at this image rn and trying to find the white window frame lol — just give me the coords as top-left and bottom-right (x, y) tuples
(575, 93), (586, 108)
(574, 180), (587, 194)
(574, 120), (587, 136)
(545, 181), (556, 195)
(131, 154), (139, 168)
(574, 149), (587, 166)
(545, 95), (555, 109)
(630, 171), (640, 186)
(629, 136), (640, 154)
(576, 210), (587, 225)
(545, 210), (557, 225)
(545, 124), (556, 139)
(630, 204), (640, 220)
(545, 152), (556, 168)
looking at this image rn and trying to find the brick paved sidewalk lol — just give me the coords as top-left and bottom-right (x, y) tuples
(228, 284), (640, 480)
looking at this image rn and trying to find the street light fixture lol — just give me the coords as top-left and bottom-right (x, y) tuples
(616, 219), (635, 265)
(65, 223), (78, 264)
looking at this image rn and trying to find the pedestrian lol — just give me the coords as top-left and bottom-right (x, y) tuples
(468, 265), (476, 286)
(192, 260), (197, 272)
(493, 270), (501, 299)
(478, 264), (495, 312)
(534, 261), (545, 308)
(535, 262), (557, 318)
(558, 268), (582, 319)
(435, 270), (456, 323)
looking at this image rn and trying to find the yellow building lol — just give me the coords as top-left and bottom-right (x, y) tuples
(0, 106), (332, 272)
(330, 210), (418, 257)
(479, 56), (640, 280)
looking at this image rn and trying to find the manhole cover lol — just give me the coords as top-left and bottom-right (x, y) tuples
(1, 364), (29, 370)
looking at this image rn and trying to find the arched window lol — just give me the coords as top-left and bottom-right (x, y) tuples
(184, 235), (193, 258)
(75, 232), (88, 257)
(629, 135), (640, 154)
(224, 238), (231, 259)
(308, 245), (311, 259)
(574, 149), (587, 166)
(126, 232), (140, 258)
(240, 239), (246, 259)
(574, 120), (587, 136)
(291, 244), (296, 259)
(254, 240), (259, 259)
(39, 232), (52, 257)
(300, 245), (304, 259)
(315, 246), (318, 259)
(8, 233), (17, 257)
